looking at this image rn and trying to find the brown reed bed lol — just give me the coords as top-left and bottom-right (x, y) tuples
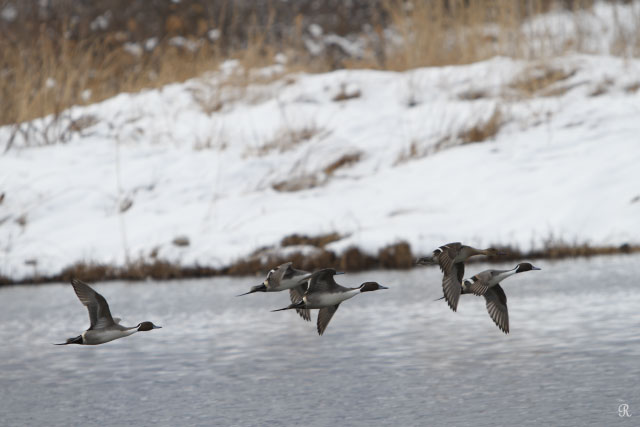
(1, 238), (638, 286)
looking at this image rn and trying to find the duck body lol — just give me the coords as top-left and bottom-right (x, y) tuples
(462, 263), (541, 296)
(239, 262), (311, 294)
(303, 287), (360, 309)
(56, 279), (161, 346)
(273, 269), (388, 335)
(417, 242), (504, 312)
(238, 262), (313, 321)
(458, 263), (541, 334)
(81, 327), (138, 346)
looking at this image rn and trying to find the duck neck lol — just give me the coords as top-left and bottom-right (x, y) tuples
(459, 246), (483, 261)
(489, 267), (518, 285)
(339, 288), (361, 302)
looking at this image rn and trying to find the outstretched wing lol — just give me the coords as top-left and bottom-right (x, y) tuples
(317, 304), (340, 336)
(435, 242), (461, 274)
(484, 284), (509, 334)
(307, 269), (340, 293)
(70, 279), (115, 330)
(440, 262), (463, 312)
(267, 262), (293, 287)
(289, 285), (311, 321)
(466, 271), (491, 296)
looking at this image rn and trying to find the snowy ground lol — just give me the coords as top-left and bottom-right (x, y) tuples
(1, 52), (640, 280)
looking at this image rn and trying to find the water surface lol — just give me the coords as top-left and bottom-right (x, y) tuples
(1, 255), (639, 426)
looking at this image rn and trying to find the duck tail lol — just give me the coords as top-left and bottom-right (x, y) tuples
(54, 335), (83, 345)
(271, 301), (306, 312)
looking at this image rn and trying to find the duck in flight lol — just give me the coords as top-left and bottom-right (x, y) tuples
(417, 242), (504, 312)
(437, 262), (541, 334)
(237, 261), (312, 321)
(272, 268), (388, 335)
(55, 279), (161, 345)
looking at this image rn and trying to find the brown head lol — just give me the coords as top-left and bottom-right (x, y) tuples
(137, 321), (162, 332)
(359, 282), (389, 292)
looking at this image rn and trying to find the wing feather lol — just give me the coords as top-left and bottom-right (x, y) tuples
(317, 304), (340, 336)
(289, 285), (311, 322)
(484, 284), (509, 334)
(441, 263), (463, 312)
(467, 274), (490, 296)
(307, 269), (339, 293)
(70, 279), (115, 330)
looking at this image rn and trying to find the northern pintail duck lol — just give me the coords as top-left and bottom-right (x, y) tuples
(237, 262), (313, 321)
(455, 262), (541, 334)
(55, 279), (161, 345)
(272, 268), (388, 335)
(417, 242), (504, 312)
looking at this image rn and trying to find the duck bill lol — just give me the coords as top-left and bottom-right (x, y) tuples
(378, 285), (389, 289)
(152, 325), (162, 329)
(531, 266), (542, 270)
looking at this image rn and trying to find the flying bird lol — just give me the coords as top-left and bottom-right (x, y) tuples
(417, 242), (504, 312)
(272, 268), (388, 335)
(55, 279), (161, 345)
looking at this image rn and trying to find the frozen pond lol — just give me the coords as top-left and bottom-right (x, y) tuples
(0, 255), (639, 426)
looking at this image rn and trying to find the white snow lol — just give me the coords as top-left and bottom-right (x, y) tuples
(1, 16), (640, 281)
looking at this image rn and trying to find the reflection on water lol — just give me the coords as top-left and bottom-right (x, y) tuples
(1, 255), (639, 426)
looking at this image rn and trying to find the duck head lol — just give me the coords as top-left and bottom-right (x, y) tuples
(515, 263), (541, 273)
(359, 282), (389, 292)
(137, 321), (162, 331)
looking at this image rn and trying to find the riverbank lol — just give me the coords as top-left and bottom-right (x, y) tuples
(2, 54), (640, 283)
(2, 240), (637, 285)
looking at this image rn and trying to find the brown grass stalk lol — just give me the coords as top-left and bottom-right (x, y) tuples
(2, 0), (638, 133)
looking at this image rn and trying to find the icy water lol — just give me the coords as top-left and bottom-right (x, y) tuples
(1, 255), (639, 426)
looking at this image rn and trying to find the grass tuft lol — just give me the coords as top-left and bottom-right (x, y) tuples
(458, 106), (503, 144)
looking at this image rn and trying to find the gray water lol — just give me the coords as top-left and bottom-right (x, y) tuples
(0, 255), (639, 426)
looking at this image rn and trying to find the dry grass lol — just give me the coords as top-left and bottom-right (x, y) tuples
(272, 173), (321, 192)
(332, 83), (362, 102)
(3, 0), (638, 134)
(394, 139), (427, 165)
(4, 239), (638, 286)
(378, 0), (596, 70)
(589, 78), (614, 97)
(272, 151), (360, 192)
(509, 64), (577, 97)
(172, 236), (190, 247)
(323, 152), (362, 175)
(484, 241), (640, 262)
(625, 82), (640, 93)
(458, 106), (503, 144)
(253, 124), (327, 156)
(281, 232), (343, 248)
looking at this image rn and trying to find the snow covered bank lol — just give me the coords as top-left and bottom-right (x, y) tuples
(1, 54), (639, 280)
